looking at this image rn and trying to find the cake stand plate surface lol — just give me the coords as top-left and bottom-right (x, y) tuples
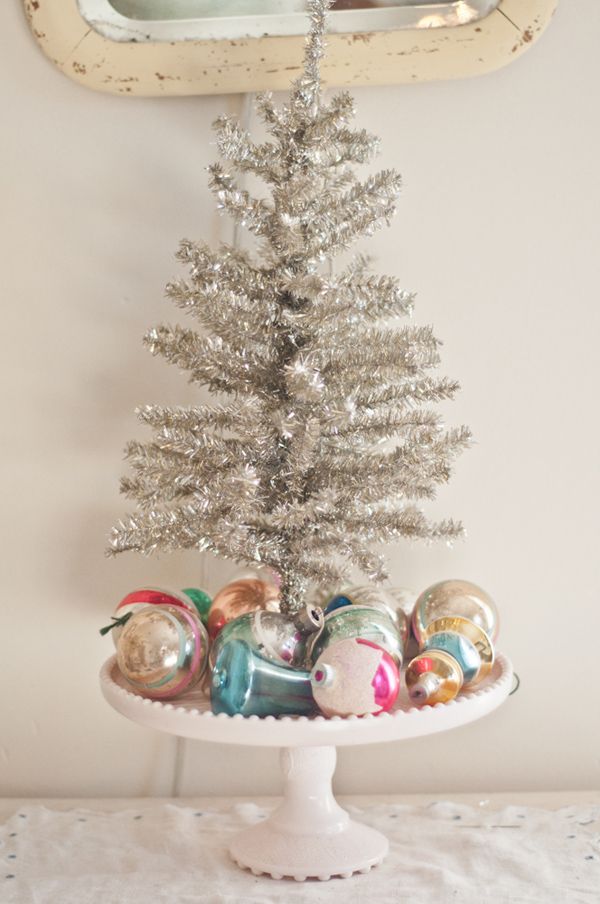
(100, 654), (513, 881)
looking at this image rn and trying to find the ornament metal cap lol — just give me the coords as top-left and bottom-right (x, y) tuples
(405, 649), (463, 706)
(408, 672), (441, 704)
(294, 603), (324, 633)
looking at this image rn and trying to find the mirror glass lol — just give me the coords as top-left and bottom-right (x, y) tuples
(81, 0), (500, 41)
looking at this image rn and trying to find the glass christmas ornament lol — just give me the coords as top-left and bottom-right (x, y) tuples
(405, 615), (494, 706)
(421, 616), (494, 685)
(207, 578), (280, 640)
(324, 584), (397, 624)
(412, 579), (499, 646)
(116, 604), (208, 700)
(386, 586), (417, 649)
(309, 605), (404, 668)
(405, 649), (463, 706)
(182, 587), (212, 626)
(324, 584), (415, 650)
(311, 638), (399, 717)
(233, 566), (282, 589)
(210, 639), (316, 717)
(210, 603), (324, 669)
(107, 587), (198, 648)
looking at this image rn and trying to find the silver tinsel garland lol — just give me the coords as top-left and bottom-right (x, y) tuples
(108, 0), (471, 614)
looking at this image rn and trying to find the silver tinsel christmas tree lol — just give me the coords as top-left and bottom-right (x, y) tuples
(108, 0), (471, 614)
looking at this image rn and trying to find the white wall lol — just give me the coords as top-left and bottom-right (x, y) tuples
(2, 1), (598, 798)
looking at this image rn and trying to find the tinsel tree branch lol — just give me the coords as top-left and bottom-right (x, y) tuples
(108, 0), (472, 614)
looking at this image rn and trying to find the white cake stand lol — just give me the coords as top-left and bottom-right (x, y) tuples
(100, 653), (513, 881)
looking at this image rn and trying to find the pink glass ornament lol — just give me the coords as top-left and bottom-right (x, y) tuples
(310, 637), (399, 717)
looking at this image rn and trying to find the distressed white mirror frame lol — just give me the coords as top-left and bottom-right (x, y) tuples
(24, 0), (556, 96)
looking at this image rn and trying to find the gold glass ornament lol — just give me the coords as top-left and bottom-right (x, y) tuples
(412, 579), (499, 646)
(406, 614), (494, 706)
(116, 604), (208, 699)
(207, 578), (280, 640)
(405, 649), (463, 706)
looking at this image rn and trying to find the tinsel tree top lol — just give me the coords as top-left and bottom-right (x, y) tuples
(108, 0), (471, 614)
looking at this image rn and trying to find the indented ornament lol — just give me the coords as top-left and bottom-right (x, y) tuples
(405, 615), (494, 706)
(210, 603), (324, 669)
(210, 639), (316, 717)
(207, 578), (280, 640)
(182, 587), (212, 626)
(412, 579), (499, 646)
(311, 638), (399, 717)
(107, 587), (198, 647)
(309, 604), (404, 667)
(116, 604), (208, 700)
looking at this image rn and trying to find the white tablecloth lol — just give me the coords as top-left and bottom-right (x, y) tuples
(1, 798), (599, 903)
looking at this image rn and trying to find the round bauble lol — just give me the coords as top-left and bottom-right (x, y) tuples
(182, 587), (212, 626)
(325, 584), (415, 650)
(116, 604), (208, 700)
(309, 604), (404, 667)
(386, 586), (418, 649)
(412, 580), (499, 646)
(311, 638), (399, 717)
(324, 584), (397, 623)
(109, 587), (197, 648)
(207, 578), (280, 640)
(232, 566), (282, 588)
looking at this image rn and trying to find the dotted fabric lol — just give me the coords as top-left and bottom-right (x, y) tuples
(1, 801), (599, 903)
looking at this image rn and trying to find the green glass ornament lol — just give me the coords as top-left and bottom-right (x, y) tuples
(182, 587), (212, 626)
(308, 605), (404, 667)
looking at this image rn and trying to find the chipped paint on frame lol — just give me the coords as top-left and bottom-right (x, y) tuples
(23, 0), (557, 97)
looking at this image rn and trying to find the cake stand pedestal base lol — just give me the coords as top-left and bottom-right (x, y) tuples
(101, 653), (513, 882)
(229, 745), (388, 880)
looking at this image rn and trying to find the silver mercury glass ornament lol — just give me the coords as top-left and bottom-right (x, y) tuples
(116, 604), (208, 699)
(209, 602), (324, 669)
(412, 579), (499, 646)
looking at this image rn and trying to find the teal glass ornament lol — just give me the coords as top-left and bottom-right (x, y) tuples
(308, 605), (404, 667)
(422, 631), (481, 684)
(209, 602), (323, 670)
(210, 639), (316, 717)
